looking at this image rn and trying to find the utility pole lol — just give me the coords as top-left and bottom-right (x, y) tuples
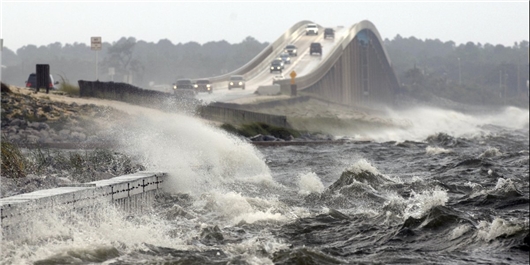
(504, 73), (508, 105)
(91, 37), (102, 80)
(458, 57), (462, 86)
(499, 69), (503, 98)
(0, 39), (3, 83)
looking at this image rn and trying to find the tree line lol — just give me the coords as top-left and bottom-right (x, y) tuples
(2, 36), (268, 91)
(385, 36), (528, 107)
(2, 35), (528, 107)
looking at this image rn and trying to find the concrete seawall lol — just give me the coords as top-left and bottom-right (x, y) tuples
(198, 104), (289, 128)
(0, 171), (166, 241)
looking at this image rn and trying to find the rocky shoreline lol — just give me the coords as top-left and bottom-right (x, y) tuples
(1, 86), (133, 147)
(1, 84), (153, 197)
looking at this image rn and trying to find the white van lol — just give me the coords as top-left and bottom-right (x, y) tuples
(305, 24), (319, 35)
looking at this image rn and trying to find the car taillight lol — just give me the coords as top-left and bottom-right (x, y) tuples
(49, 82), (53, 88)
(26, 82), (31, 87)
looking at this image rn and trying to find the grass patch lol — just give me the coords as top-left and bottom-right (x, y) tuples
(57, 75), (80, 96)
(1, 137), (27, 178)
(22, 147), (145, 183)
(220, 122), (301, 140)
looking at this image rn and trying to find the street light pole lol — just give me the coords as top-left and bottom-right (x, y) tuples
(458, 57), (462, 86)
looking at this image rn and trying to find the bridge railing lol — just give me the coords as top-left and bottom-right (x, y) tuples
(206, 20), (314, 84)
(275, 28), (348, 93)
(275, 20), (399, 94)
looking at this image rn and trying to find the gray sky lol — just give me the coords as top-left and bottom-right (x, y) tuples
(1, 1), (528, 52)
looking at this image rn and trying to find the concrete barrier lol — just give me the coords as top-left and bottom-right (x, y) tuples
(0, 171), (165, 241)
(198, 105), (288, 128)
(256, 84), (281, 95)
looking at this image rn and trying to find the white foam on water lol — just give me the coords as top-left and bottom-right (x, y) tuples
(347, 158), (381, 175)
(114, 111), (275, 195)
(450, 224), (472, 240)
(467, 178), (520, 199)
(479, 147), (503, 158)
(221, 232), (289, 264)
(403, 186), (449, 219)
(1, 201), (181, 265)
(477, 217), (527, 242)
(297, 172), (325, 196)
(353, 105), (529, 143)
(210, 191), (292, 225)
(426, 146), (452, 155)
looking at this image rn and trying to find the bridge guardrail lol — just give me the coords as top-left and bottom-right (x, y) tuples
(206, 20), (314, 84)
(275, 20), (399, 94)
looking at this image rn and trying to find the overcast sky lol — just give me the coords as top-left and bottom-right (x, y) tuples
(1, 1), (528, 52)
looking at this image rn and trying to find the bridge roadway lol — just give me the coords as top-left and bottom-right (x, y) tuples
(194, 24), (350, 104)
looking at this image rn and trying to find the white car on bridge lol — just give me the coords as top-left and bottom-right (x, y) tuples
(306, 23), (319, 35)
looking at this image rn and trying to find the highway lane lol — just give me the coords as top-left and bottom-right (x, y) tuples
(195, 26), (348, 104)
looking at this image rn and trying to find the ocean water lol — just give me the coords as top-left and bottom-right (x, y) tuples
(1, 105), (528, 265)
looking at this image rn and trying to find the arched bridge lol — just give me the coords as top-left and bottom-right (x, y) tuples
(194, 20), (401, 109)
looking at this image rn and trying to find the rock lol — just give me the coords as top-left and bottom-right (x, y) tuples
(263, 135), (277, 141)
(38, 123), (50, 131)
(250, 134), (264, 141)
(5, 126), (17, 134)
(8, 134), (21, 142)
(56, 177), (73, 185)
(42, 105), (52, 113)
(25, 135), (39, 144)
(70, 126), (84, 132)
(9, 118), (25, 127)
(28, 122), (40, 130)
(39, 130), (50, 139)
(43, 137), (55, 144)
(59, 129), (71, 137)
(71, 132), (87, 141)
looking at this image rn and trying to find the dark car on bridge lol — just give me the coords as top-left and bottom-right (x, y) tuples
(194, 79), (213, 94)
(173, 79), (197, 97)
(270, 60), (283, 73)
(310, 42), (322, 56)
(324, 28), (335, 39)
(279, 52), (291, 64)
(284, 44), (298, 56)
(228, 75), (245, 90)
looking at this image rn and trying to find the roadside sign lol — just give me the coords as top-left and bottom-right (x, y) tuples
(91, 36), (102, 80)
(290, 70), (297, 84)
(91, 36), (102, 51)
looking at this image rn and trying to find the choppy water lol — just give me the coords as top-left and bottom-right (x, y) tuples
(1, 106), (529, 265)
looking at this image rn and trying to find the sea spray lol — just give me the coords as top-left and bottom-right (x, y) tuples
(112, 110), (274, 194)
(297, 172), (325, 196)
(353, 105), (529, 143)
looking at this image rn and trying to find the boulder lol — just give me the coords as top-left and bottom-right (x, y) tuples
(71, 132), (87, 141)
(250, 134), (264, 141)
